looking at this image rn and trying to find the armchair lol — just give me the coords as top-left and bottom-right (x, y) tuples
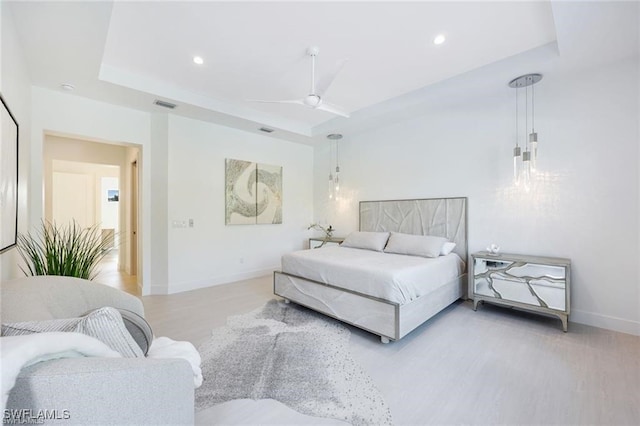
(1, 276), (194, 425)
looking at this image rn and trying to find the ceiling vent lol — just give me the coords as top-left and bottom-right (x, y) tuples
(259, 127), (274, 133)
(154, 99), (177, 109)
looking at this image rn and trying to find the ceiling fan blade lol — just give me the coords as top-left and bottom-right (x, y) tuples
(247, 99), (305, 105)
(316, 102), (350, 118)
(315, 58), (349, 97)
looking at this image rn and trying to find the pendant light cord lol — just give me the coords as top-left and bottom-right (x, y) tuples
(525, 81), (529, 150)
(516, 85), (519, 148)
(329, 140), (334, 179)
(532, 80), (535, 132)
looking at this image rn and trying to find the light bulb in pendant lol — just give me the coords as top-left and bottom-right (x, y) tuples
(522, 150), (532, 192)
(513, 146), (522, 186)
(529, 132), (538, 173)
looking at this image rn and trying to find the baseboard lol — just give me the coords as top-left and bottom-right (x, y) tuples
(570, 309), (640, 336)
(153, 267), (277, 295)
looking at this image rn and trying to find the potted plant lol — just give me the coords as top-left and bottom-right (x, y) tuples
(16, 220), (114, 280)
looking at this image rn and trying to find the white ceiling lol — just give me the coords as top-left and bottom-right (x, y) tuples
(5, 1), (638, 144)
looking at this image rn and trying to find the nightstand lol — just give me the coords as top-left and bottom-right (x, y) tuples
(470, 251), (571, 331)
(309, 237), (345, 249)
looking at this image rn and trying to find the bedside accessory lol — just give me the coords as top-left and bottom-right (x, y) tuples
(309, 236), (344, 249)
(486, 243), (501, 255)
(471, 251), (570, 331)
(307, 223), (334, 239)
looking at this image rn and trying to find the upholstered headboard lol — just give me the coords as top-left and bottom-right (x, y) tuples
(359, 197), (468, 268)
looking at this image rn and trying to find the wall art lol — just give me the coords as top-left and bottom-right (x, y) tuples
(225, 158), (282, 225)
(0, 94), (19, 253)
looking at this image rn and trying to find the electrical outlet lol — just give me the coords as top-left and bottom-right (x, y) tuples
(239, 257), (244, 264)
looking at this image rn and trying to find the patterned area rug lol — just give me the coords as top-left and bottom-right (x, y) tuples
(196, 300), (393, 425)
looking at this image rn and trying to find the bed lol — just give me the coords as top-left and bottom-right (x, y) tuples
(273, 197), (468, 343)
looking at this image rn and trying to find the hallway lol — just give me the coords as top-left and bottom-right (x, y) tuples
(95, 250), (140, 296)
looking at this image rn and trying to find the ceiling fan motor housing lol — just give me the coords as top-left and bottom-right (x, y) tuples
(304, 94), (322, 107)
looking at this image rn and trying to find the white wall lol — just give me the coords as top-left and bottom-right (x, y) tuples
(314, 55), (640, 335)
(22, 88), (314, 295)
(149, 113), (169, 293)
(30, 88), (152, 292)
(101, 176), (119, 230)
(0, 2), (31, 281)
(164, 115), (313, 294)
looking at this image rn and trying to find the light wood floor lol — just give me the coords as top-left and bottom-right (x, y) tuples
(94, 250), (140, 296)
(142, 275), (640, 425)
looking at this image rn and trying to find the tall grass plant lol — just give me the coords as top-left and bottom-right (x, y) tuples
(17, 221), (113, 280)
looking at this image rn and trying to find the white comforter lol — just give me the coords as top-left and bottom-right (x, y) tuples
(281, 246), (465, 304)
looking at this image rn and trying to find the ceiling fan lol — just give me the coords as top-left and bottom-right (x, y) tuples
(249, 46), (350, 118)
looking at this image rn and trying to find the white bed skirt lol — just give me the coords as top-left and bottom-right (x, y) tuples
(273, 272), (466, 341)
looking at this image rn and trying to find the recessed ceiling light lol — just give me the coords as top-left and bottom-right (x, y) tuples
(193, 56), (204, 65)
(60, 83), (75, 91)
(433, 34), (446, 45)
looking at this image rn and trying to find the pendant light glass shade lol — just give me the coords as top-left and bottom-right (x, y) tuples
(522, 150), (531, 191)
(529, 132), (538, 172)
(327, 133), (343, 200)
(513, 146), (522, 185)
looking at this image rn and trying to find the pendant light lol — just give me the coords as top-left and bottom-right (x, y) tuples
(513, 83), (521, 186)
(327, 133), (343, 199)
(509, 73), (542, 189)
(529, 79), (538, 173)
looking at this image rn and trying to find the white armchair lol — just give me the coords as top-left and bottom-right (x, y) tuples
(1, 276), (194, 425)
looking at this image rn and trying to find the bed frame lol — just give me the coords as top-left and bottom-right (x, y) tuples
(274, 197), (468, 343)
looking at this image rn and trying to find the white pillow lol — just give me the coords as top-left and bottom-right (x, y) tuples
(440, 242), (457, 256)
(383, 232), (447, 258)
(341, 231), (390, 252)
(1, 307), (144, 358)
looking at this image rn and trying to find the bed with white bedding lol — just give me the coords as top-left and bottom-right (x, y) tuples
(281, 246), (465, 304)
(274, 197), (468, 343)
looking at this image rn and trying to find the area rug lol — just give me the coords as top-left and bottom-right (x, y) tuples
(196, 300), (393, 425)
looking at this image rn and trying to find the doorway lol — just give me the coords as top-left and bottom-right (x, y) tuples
(43, 134), (141, 296)
(130, 160), (138, 276)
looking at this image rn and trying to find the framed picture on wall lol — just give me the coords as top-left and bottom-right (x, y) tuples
(0, 93), (19, 253)
(225, 158), (283, 225)
(107, 189), (119, 202)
